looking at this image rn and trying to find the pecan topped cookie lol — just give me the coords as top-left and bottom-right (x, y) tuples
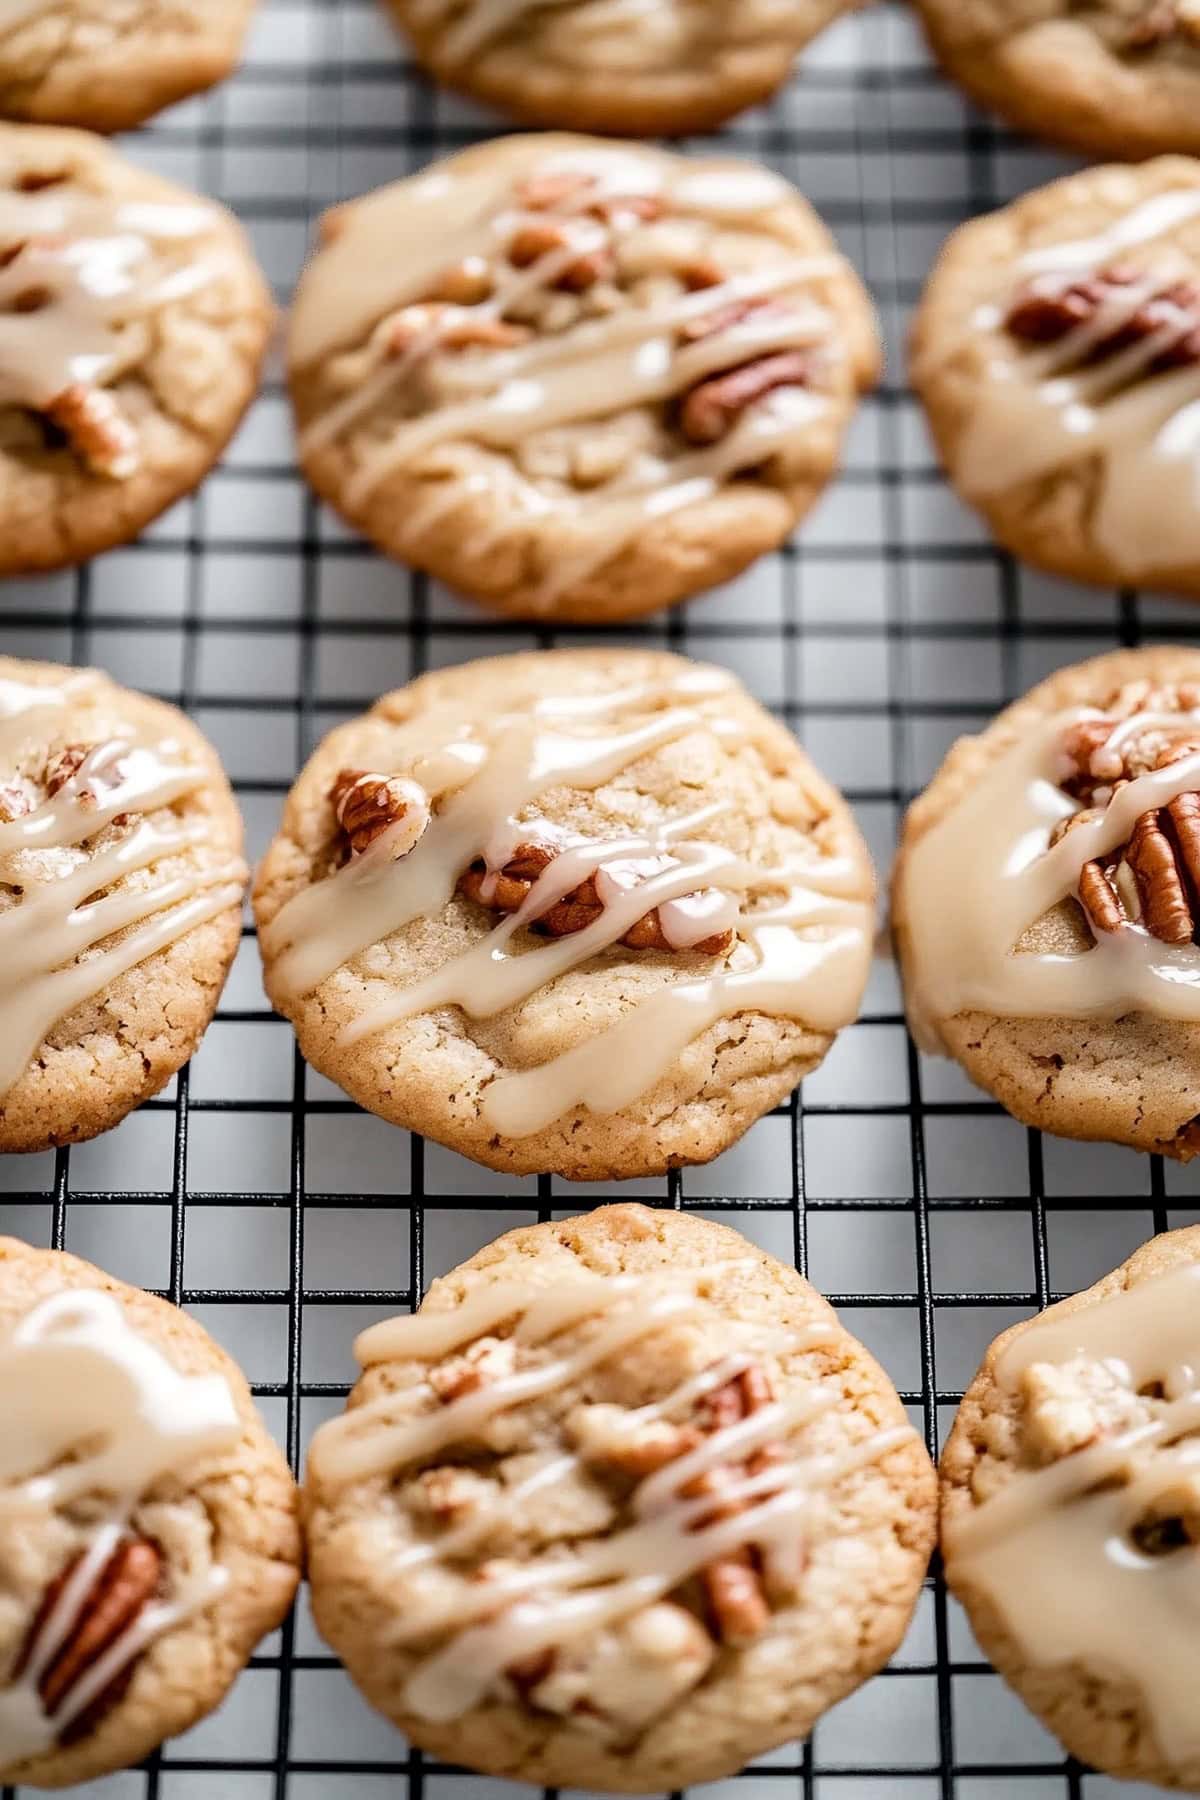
(893, 647), (1200, 1159)
(916, 0), (1200, 159)
(0, 2), (257, 132)
(0, 123), (272, 575)
(253, 649), (876, 1180)
(288, 135), (879, 624)
(912, 158), (1200, 597)
(304, 1205), (936, 1792)
(383, 0), (860, 137)
(0, 1236), (300, 1788)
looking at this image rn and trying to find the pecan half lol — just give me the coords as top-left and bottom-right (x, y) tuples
(679, 350), (815, 446)
(331, 768), (430, 860)
(45, 384), (139, 480)
(16, 1536), (163, 1745)
(693, 1368), (781, 1644)
(1006, 265), (1200, 374)
(457, 840), (735, 956)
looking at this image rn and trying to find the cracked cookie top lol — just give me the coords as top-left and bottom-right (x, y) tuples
(287, 134), (879, 624)
(0, 1), (257, 132)
(0, 123), (272, 575)
(383, 0), (857, 136)
(894, 645), (1200, 1160)
(0, 1235), (299, 1789)
(253, 648), (876, 1181)
(916, 0), (1200, 158)
(304, 1204), (936, 1792)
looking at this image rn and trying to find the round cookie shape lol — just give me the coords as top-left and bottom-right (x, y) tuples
(0, 655), (247, 1154)
(942, 1225), (1200, 1787)
(253, 649), (876, 1181)
(287, 134), (879, 625)
(0, 2), (257, 132)
(304, 1204), (937, 1792)
(0, 122), (272, 575)
(383, 0), (858, 138)
(911, 157), (1200, 599)
(0, 1235), (300, 1788)
(892, 645), (1200, 1159)
(915, 0), (1200, 162)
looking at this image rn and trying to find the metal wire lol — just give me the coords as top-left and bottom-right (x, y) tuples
(1, 1), (1196, 1792)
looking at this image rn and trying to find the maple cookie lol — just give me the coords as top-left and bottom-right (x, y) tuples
(0, 122), (272, 576)
(916, 0), (1200, 161)
(891, 645), (1200, 1159)
(383, 0), (859, 138)
(911, 158), (1200, 599)
(288, 134), (879, 625)
(0, 656), (247, 1154)
(0, 1235), (301, 1788)
(942, 1225), (1200, 1787)
(253, 649), (876, 1182)
(304, 1204), (937, 1792)
(0, 2), (257, 133)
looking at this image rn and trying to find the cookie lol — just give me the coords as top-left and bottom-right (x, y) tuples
(0, 1235), (300, 1787)
(0, 655), (247, 1154)
(383, 0), (859, 138)
(288, 134), (879, 624)
(253, 649), (876, 1181)
(0, 2), (257, 132)
(0, 122), (273, 575)
(892, 645), (1200, 1159)
(911, 157), (1200, 598)
(304, 1203), (937, 1792)
(942, 1224), (1200, 1787)
(916, 0), (1200, 162)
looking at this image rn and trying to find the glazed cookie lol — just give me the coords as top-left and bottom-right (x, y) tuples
(916, 0), (1200, 161)
(0, 3), (257, 132)
(0, 656), (246, 1154)
(911, 157), (1200, 599)
(383, 0), (860, 138)
(288, 134), (879, 624)
(0, 1236), (300, 1787)
(0, 122), (272, 575)
(254, 650), (876, 1181)
(305, 1204), (937, 1791)
(892, 645), (1200, 1159)
(942, 1225), (1200, 1787)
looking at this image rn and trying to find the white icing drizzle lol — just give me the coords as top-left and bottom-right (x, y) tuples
(308, 1264), (913, 1724)
(0, 183), (219, 414)
(944, 1262), (1200, 1764)
(0, 674), (247, 1101)
(0, 1290), (240, 1765)
(897, 703), (1200, 1049)
(937, 187), (1200, 578)
(261, 669), (873, 1138)
(289, 140), (844, 607)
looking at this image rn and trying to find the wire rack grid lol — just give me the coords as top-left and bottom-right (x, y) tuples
(0, 1), (1196, 1794)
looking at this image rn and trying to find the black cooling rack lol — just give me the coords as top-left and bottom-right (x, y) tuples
(0, 2), (1195, 1793)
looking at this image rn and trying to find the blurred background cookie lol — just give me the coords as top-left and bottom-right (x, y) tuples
(0, 1235), (299, 1788)
(911, 157), (1200, 599)
(305, 1204), (936, 1791)
(0, 657), (246, 1154)
(0, 123), (273, 574)
(288, 134), (879, 624)
(382, 0), (863, 136)
(254, 649), (876, 1180)
(0, 1), (257, 132)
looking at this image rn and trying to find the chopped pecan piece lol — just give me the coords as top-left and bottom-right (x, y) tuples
(515, 171), (665, 226)
(331, 768), (430, 860)
(506, 220), (613, 292)
(701, 1552), (771, 1645)
(429, 256), (494, 306)
(384, 302), (529, 358)
(1006, 264), (1200, 374)
(429, 1334), (516, 1403)
(45, 384), (139, 480)
(457, 840), (734, 956)
(0, 776), (33, 821)
(16, 1536), (163, 1744)
(679, 349), (816, 446)
(678, 293), (777, 345)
